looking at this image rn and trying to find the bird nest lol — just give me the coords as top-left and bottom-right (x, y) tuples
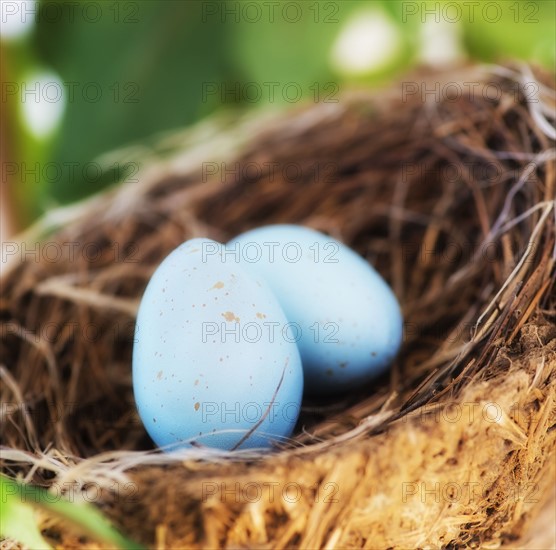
(1, 64), (555, 549)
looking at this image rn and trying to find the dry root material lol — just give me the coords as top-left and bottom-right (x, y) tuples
(1, 64), (555, 549)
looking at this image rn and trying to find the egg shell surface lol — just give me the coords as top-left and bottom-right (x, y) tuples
(228, 225), (403, 395)
(132, 238), (303, 451)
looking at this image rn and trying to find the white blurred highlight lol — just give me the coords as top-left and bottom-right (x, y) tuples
(20, 71), (66, 138)
(0, 0), (36, 41)
(331, 9), (403, 75)
(418, 17), (465, 67)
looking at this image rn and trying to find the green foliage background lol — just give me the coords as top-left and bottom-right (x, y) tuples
(4, 0), (555, 226)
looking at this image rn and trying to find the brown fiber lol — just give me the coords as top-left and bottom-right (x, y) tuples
(1, 64), (555, 549)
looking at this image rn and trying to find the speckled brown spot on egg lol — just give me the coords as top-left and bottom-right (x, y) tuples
(222, 311), (240, 322)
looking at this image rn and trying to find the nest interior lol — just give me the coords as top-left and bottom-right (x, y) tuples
(1, 65), (555, 549)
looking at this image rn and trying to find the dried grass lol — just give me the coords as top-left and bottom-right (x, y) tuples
(1, 64), (555, 548)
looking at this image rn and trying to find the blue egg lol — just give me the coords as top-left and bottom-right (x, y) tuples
(132, 238), (303, 451)
(228, 226), (403, 395)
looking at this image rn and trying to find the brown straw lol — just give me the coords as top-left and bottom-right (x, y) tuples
(1, 64), (555, 548)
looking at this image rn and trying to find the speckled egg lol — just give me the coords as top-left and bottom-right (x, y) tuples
(228, 225), (403, 395)
(132, 238), (303, 451)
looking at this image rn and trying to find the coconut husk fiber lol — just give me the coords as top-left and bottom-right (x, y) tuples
(1, 64), (555, 549)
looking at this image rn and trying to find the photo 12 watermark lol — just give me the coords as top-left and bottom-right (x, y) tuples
(1, 319), (138, 346)
(1, 240), (140, 265)
(201, 480), (339, 503)
(397, 238), (537, 268)
(401, 480), (539, 504)
(400, 80), (539, 104)
(202, 240), (340, 264)
(2, 80), (140, 104)
(0, 480), (139, 505)
(201, 1), (340, 23)
(198, 400), (301, 425)
(400, 159), (540, 185)
(1, 1), (141, 25)
(201, 320), (339, 345)
(401, 400), (525, 426)
(2, 161), (141, 185)
(201, 81), (339, 104)
(201, 161), (339, 184)
(401, 2), (540, 24)
(1, 399), (142, 430)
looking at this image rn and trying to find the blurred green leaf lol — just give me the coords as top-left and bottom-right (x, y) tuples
(458, 0), (555, 67)
(7, 0), (555, 221)
(0, 476), (52, 549)
(0, 475), (143, 549)
(230, 1), (353, 88)
(34, 1), (231, 203)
